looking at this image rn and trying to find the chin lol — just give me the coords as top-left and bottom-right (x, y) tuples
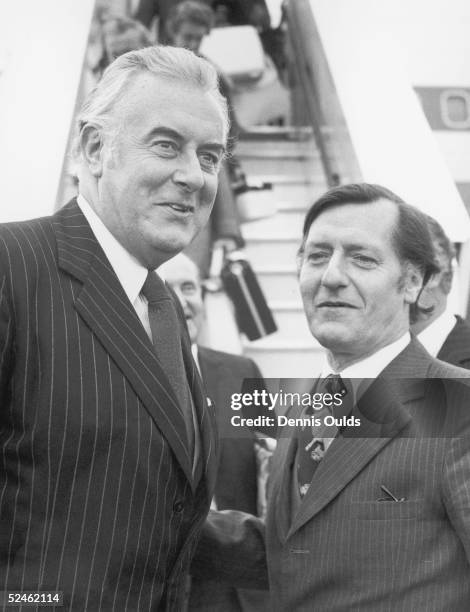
(312, 323), (352, 350)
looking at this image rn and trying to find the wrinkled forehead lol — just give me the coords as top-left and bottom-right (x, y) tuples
(114, 72), (227, 143)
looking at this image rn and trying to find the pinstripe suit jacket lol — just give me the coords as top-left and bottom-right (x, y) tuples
(438, 315), (470, 370)
(0, 200), (218, 611)
(194, 339), (470, 611)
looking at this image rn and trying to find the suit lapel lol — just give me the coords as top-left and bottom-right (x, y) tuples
(54, 200), (195, 487)
(288, 338), (429, 536)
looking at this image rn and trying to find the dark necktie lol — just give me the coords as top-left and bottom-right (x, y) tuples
(141, 271), (195, 458)
(297, 374), (351, 497)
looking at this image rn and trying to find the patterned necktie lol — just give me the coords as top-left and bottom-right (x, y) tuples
(297, 374), (351, 497)
(141, 271), (195, 457)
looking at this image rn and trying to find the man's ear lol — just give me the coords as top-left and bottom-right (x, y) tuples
(79, 124), (105, 178)
(403, 263), (424, 305)
(440, 268), (453, 295)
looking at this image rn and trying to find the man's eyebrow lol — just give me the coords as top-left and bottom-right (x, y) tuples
(146, 127), (182, 141)
(146, 126), (226, 155)
(344, 244), (380, 253)
(304, 241), (380, 253)
(304, 241), (332, 250)
(201, 142), (227, 156)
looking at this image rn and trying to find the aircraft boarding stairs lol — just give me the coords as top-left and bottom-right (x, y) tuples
(234, 128), (329, 378)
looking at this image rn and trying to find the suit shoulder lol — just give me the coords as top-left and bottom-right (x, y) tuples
(428, 356), (470, 380)
(438, 317), (470, 368)
(198, 347), (262, 375)
(0, 215), (55, 258)
(0, 215), (58, 290)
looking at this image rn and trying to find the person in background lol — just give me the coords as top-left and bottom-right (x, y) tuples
(159, 253), (271, 611)
(411, 214), (470, 368)
(0, 45), (227, 610)
(212, 0), (235, 27)
(167, 0), (245, 277)
(166, 0), (215, 53)
(248, 1), (287, 81)
(94, 15), (152, 78)
(134, 0), (212, 43)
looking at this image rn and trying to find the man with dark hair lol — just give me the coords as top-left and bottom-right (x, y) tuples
(411, 214), (470, 369)
(166, 0), (215, 53)
(194, 183), (470, 611)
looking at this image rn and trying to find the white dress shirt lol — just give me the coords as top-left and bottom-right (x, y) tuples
(77, 194), (153, 338)
(318, 332), (411, 404)
(417, 310), (456, 358)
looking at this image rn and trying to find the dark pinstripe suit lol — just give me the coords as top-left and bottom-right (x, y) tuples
(195, 339), (470, 611)
(0, 200), (218, 611)
(437, 315), (470, 370)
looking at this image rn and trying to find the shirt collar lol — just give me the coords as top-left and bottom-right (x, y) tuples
(320, 332), (411, 379)
(417, 310), (456, 358)
(77, 194), (148, 304)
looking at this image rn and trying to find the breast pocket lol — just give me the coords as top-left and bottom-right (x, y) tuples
(349, 500), (429, 520)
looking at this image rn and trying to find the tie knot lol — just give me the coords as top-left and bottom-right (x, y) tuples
(141, 271), (169, 304)
(324, 374), (348, 397)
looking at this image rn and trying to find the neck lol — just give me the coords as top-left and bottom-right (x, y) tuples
(78, 175), (99, 213)
(326, 330), (408, 372)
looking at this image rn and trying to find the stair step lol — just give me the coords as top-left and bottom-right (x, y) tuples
(245, 238), (300, 265)
(254, 182), (327, 209)
(244, 332), (319, 351)
(237, 126), (314, 142)
(242, 345), (324, 378)
(276, 200), (311, 213)
(235, 140), (320, 159)
(235, 143), (320, 158)
(241, 211), (304, 239)
(257, 269), (302, 302)
(247, 174), (324, 186)
(271, 308), (311, 341)
(240, 156), (323, 179)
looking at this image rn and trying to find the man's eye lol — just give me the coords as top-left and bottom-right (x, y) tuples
(352, 254), (377, 267)
(307, 252), (329, 264)
(153, 141), (178, 155)
(199, 152), (221, 171)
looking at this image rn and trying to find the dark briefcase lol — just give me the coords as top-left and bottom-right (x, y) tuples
(221, 257), (277, 340)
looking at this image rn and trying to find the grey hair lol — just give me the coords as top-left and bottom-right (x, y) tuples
(74, 44), (229, 158)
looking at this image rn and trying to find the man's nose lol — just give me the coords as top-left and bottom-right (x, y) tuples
(320, 253), (348, 288)
(173, 151), (205, 192)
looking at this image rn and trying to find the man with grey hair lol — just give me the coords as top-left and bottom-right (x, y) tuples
(0, 45), (227, 610)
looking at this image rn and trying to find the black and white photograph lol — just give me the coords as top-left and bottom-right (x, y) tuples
(1, 0), (470, 610)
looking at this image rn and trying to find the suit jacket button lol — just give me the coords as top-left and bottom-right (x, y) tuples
(173, 500), (184, 513)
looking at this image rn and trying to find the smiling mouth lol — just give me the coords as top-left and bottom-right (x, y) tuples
(317, 301), (356, 308)
(158, 202), (195, 214)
